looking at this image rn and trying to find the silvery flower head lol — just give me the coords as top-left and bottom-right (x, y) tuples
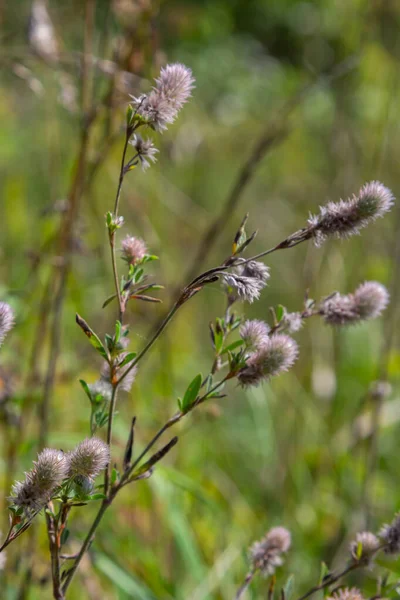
(9, 448), (69, 516)
(68, 437), (110, 480)
(239, 260), (270, 286)
(101, 354), (138, 392)
(131, 63), (195, 132)
(308, 181), (394, 247)
(280, 312), (304, 333)
(0, 302), (15, 348)
(121, 235), (147, 265)
(249, 526), (291, 577)
(379, 513), (400, 554)
(129, 134), (158, 171)
(353, 281), (389, 320)
(88, 378), (113, 403)
(239, 334), (298, 387)
(350, 531), (380, 562)
(327, 589), (365, 600)
(321, 281), (389, 326)
(240, 319), (270, 351)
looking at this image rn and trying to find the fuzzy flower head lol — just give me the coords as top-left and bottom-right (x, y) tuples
(280, 312), (304, 334)
(68, 438), (110, 480)
(249, 527), (291, 577)
(9, 449), (69, 516)
(350, 531), (380, 562)
(129, 134), (158, 171)
(121, 235), (147, 265)
(223, 260), (270, 304)
(327, 588), (365, 600)
(308, 181), (394, 247)
(379, 513), (400, 554)
(131, 63), (194, 132)
(240, 319), (270, 351)
(321, 281), (389, 326)
(239, 334), (298, 387)
(101, 355), (138, 393)
(0, 302), (15, 348)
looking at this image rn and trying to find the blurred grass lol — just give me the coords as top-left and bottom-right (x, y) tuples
(2, 0), (400, 598)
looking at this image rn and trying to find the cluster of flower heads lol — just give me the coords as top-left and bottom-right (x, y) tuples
(9, 437), (110, 516)
(308, 181), (394, 247)
(223, 260), (270, 304)
(131, 63), (195, 132)
(320, 281), (389, 326)
(249, 526), (291, 576)
(238, 319), (298, 386)
(0, 302), (14, 348)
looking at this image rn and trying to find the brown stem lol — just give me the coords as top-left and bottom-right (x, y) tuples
(235, 570), (256, 600)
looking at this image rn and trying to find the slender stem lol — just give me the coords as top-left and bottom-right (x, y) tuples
(61, 500), (109, 594)
(117, 302), (180, 386)
(295, 563), (360, 600)
(104, 385), (118, 495)
(235, 570), (256, 600)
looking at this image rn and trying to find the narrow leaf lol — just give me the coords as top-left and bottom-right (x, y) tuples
(76, 314), (108, 360)
(181, 373), (202, 413)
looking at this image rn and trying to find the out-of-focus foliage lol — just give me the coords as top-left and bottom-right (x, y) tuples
(1, 0), (400, 598)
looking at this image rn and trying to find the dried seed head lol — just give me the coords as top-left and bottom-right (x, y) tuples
(239, 334), (298, 387)
(321, 281), (389, 326)
(350, 531), (380, 562)
(129, 134), (158, 171)
(9, 449), (69, 516)
(249, 526), (291, 577)
(121, 235), (147, 265)
(240, 319), (270, 351)
(379, 513), (400, 554)
(131, 63), (195, 132)
(68, 437), (110, 480)
(308, 181), (394, 247)
(327, 588), (365, 600)
(0, 302), (15, 348)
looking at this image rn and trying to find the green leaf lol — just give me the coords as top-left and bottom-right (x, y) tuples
(283, 575), (294, 600)
(118, 352), (137, 368)
(177, 397), (182, 411)
(275, 304), (286, 323)
(319, 562), (330, 584)
(60, 528), (70, 546)
(90, 493), (107, 501)
(214, 330), (224, 353)
(79, 380), (92, 403)
(221, 339), (244, 354)
(111, 468), (119, 486)
(105, 334), (114, 353)
(181, 373), (202, 413)
(102, 293), (117, 309)
(114, 321), (122, 344)
(76, 314), (109, 361)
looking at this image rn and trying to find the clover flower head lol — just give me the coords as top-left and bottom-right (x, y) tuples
(350, 531), (380, 562)
(129, 134), (158, 171)
(68, 437), (110, 480)
(0, 302), (15, 348)
(238, 334), (298, 386)
(308, 181), (394, 247)
(240, 319), (270, 351)
(249, 526), (291, 577)
(121, 235), (147, 265)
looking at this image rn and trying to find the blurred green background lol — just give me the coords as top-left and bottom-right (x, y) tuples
(1, 0), (400, 598)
